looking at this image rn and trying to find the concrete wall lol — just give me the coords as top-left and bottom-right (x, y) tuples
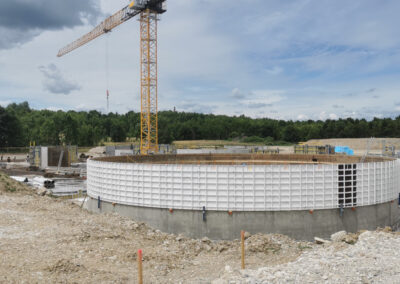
(86, 197), (400, 241)
(40, 147), (48, 169)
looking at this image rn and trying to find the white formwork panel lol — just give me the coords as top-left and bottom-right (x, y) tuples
(87, 159), (400, 211)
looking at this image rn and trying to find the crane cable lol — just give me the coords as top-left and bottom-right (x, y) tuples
(105, 34), (110, 113)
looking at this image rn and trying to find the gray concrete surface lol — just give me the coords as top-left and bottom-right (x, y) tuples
(86, 197), (400, 241)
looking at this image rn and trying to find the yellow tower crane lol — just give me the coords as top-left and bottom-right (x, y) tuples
(57, 0), (166, 154)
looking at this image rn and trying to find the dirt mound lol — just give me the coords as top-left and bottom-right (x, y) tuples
(0, 171), (31, 193)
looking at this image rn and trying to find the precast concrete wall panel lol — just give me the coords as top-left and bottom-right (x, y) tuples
(87, 159), (400, 211)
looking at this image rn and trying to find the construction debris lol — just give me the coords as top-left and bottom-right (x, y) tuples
(314, 237), (331, 245)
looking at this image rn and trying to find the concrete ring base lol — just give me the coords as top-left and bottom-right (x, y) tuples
(86, 197), (400, 241)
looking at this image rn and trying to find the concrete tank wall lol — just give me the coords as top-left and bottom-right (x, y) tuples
(87, 159), (400, 211)
(86, 197), (400, 240)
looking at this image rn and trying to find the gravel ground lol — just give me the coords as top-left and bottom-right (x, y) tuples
(213, 230), (400, 283)
(0, 171), (310, 283)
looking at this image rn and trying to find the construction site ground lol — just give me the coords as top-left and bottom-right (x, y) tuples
(1, 171), (400, 283)
(0, 172), (311, 283)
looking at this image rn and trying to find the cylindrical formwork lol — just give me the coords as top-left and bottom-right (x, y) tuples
(86, 154), (400, 240)
(88, 157), (399, 211)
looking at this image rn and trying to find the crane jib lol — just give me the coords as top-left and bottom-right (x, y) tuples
(57, 1), (165, 57)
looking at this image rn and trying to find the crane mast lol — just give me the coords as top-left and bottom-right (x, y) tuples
(140, 10), (158, 153)
(57, 0), (166, 154)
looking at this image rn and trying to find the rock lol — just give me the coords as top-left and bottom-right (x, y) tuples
(218, 245), (227, 253)
(314, 237), (331, 244)
(37, 188), (47, 196)
(244, 231), (251, 239)
(344, 233), (359, 244)
(331, 231), (347, 242)
(203, 244), (212, 251)
(176, 235), (184, 242)
(201, 237), (211, 244)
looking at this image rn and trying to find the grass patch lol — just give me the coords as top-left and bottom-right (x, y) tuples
(298, 244), (312, 250)
(6, 185), (16, 192)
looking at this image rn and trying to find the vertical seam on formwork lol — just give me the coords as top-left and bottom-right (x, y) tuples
(353, 163), (356, 207)
(150, 164), (153, 207)
(363, 162), (366, 206)
(205, 165), (208, 211)
(253, 165), (255, 211)
(190, 165), (194, 210)
(289, 165), (292, 211)
(368, 162), (370, 205)
(159, 165), (161, 208)
(233, 166), (236, 211)
(270, 166), (273, 210)
(359, 163), (362, 207)
(165, 165), (168, 208)
(313, 164), (315, 209)
(322, 165), (325, 209)
(308, 164), (311, 209)
(383, 162), (386, 202)
(198, 165), (201, 210)
(181, 164), (183, 209)
(300, 165), (303, 209)
(264, 166), (266, 210)
(392, 161), (395, 200)
(388, 162), (390, 201)
(279, 166), (281, 210)
(227, 166), (229, 211)
(387, 161), (390, 201)
(242, 166), (244, 211)
(387, 161), (390, 202)
(331, 164), (334, 208)
(380, 163), (383, 203)
(216, 165), (219, 210)
(374, 163), (376, 204)
(389, 161), (392, 201)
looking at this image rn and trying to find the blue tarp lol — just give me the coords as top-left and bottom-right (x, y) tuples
(335, 146), (354, 156)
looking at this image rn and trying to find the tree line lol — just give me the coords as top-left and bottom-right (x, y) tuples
(0, 102), (399, 147)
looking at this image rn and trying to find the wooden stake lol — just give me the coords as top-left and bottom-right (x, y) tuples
(241, 230), (245, 269)
(138, 249), (143, 284)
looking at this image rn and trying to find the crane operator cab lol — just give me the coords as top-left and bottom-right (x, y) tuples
(128, 0), (167, 13)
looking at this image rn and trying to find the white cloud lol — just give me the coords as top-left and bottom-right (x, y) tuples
(265, 66), (283, 75)
(242, 90), (285, 105)
(231, 88), (246, 99)
(44, 106), (64, 112)
(297, 114), (308, 121)
(318, 111), (338, 121)
(329, 113), (338, 120)
(38, 64), (81, 95)
(0, 100), (12, 107)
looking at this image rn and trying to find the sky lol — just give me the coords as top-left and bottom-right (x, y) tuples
(0, 0), (399, 121)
